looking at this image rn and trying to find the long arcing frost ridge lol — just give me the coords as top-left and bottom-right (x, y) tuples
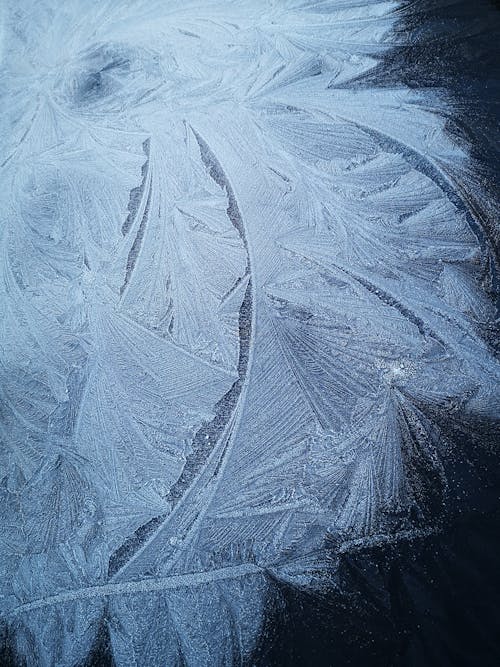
(0, 1), (499, 665)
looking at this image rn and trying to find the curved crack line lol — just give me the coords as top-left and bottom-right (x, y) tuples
(326, 108), (494, 260)
(122, 138), (150, 236)
(280, 237), (448, 349)
(109, 125), (255, 580)
(119, 139), (153, 298)
(8, 564), (262, 617)
(284, 100), (493, 264)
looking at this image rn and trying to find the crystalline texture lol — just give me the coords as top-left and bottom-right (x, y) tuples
(0, 1), (498, 666)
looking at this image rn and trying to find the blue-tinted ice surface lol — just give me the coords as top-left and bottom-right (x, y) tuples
(0, 1), (498, 665)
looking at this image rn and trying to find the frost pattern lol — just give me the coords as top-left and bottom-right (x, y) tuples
(0, 1), (498, 665)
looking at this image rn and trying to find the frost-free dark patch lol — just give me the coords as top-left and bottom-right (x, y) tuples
(1, 1), (498, 666)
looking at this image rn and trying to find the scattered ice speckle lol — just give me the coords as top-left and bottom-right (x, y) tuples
(1, 1), (498, 666)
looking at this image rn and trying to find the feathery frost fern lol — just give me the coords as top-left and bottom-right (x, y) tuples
(0, 1), (498, 665)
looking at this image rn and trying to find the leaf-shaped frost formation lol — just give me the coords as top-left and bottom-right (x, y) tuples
(1, 1), (498, 666)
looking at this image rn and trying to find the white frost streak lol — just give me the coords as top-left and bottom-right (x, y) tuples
(0, 0), (498, 665)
